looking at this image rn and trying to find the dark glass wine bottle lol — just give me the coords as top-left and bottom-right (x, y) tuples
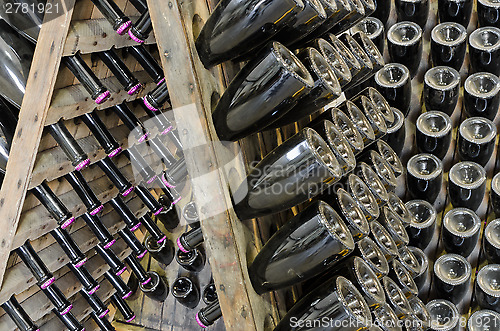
(248, 201), (355, 294)
(128, 10), (152, 44)
(177, 227), (203, 253)
(80, 111), (121, 158)
(110, 196), (142, 231)
(47, 120), (90, 171)
(89, 0), (132, 35)
(95, 242), (127, 276)
(90, 312), (115, 331)
(124, 145), (157, 183)
(172, 276), (200, 308)
(79, 289), (109, 318)
(140, 214), (167, 244)
(119, 227), (148, 259)
(41, 283), (73, 315)
(127, 45), (164, 85)
(142, 81), (169, 112)
(31, 181), (75, 229)
(81, 213), (115, 249)
(67, 262), (100, 295)
(50, 227), (87, 268)
(52, 308), (84, 331)
(64, 171), (103, 215)
(134, 184), (164, 215)
(146, 136), (176, 168)
(97, 49), (142, 95)
(97, 157), (135, 196)
(139, 271), (169, 302)
(196, 300), (222, 328)
(128, 0), (147, 13)
(125, 254), (151, 286)
(175, 247), (206, 272)
(16, 240), (54, 289)
(202, 283), (218, 305)
(1, 296), (39, 331)
(111, 293), (136, 322)
(111, 102), (149, 142)
(105, 270), (132, 300)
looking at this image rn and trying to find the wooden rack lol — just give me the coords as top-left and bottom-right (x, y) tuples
(0, 0), (171, 328)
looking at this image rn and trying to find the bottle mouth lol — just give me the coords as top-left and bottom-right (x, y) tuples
(477, 264), (500, 297)
(392, 259), (418, 296)
(359, 162), (389, 203)
(382, 207), (410, 246)
(407, 153), (443, 180)
(141, 271), (159, 292)
(424, 66), (460, 90)
(382, 277), (412, 317)
(327, 34), (363, 72)
(387, 193), (413, 226)
(317, 39), (352, 84)
(470, 27), (500, 52)
(337, 277), (372, 328)
(353, 257), (385, 304)
(309, 0), (328, 19)
(359, 0), (375, 12)
(357, 237), (390, 277)
(349, 0), (366, 15)
(343, 34), (373, 71)
(203, 284), (217, 304)
(337, 188), (370, 237)
(478, 0), (500, 7)
(375, 63), (410, 88)
(361, 96), (387, 135)
(408, 296), (431, 329)
(368, 88), (394, 124)
(485, 219), (500, 249)
(319, 202), (355, 251)
(426, 299), (459, 330)
(307, 48), (342, 97)
(176, 247), (199, 265)
(370, 151), (398, 188)
(346, 102), (376, 142)
(324, 121), (356, 174)
(377, 141), (402, 176)
(397, 246), (421, 276)
(331, 109), (365, 152)
(468, 310), (500, 331)
(387, 108), (404, 134)
(449, 162), (486, 189)
(434, 254), (471, 285)
(432, 22), (467, 46)
(356, 33), (384, 70)
(406, 199), (437, 229)
(371, 221), (399, 258)
(272, 42), (315, 88)
(387, 21), (422, 46)
(465, 72), (500, 98)
(352, 17), (384, 39)
(306, 128), (342, 182)
(443, 207), (481, 237)
(348, 174), (380, 219)
(145, 235), (167, 253)
(172, 277), (194, 299)
(373, 303), (400, 331)
(416, 111), (452, 137)
(408, 246), (429, 278)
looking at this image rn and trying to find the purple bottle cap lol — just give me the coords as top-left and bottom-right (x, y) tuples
(153, 207), (164, 216)
(122, 186), (135, 197)
(90, 205), (104, 216)
(157, 77), (165, 85)
(126, 315), (136, 323)
(161, 125), (174, 135)
(138, 132), (149, 143)
(147, 175), (157, 184)
(128, 30), (145, 43)
(161, 173), (176, 188)
(142, 96), (159, 112)
(173, 196), (182, 205)
(116, 20), (132, 35)
(122, 291), (133, 300)
(75, 158), (90, 171)
(196, 312), (208, 328)
(61, 304), (73, 315)
(74, 257), (88, 268)
(141, 277), (152, 286)
(130, 222), (142, 232)
(108, 147), (122, 158)
(40, 277), (56, 289)
(103, 239), (116, 249)
(61, 217), (75, 229)
(157, 235), (167, 244)
(99, 309), (110, 319)
(117, 266), (127, 276)
(137, 249), (148, 259)
(95, 90), (111, 104)
(127, 83), (142, 95)
(88, 284), (100, 295)
(177, 237), (189, 253)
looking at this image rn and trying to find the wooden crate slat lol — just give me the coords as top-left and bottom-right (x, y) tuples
(0, 0), (76, 289)
(45, 71), (157, 126)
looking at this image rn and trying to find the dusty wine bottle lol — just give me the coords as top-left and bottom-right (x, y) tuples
(1, 296), (39, 331)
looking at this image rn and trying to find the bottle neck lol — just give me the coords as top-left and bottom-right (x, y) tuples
(125, 255), (151, 285)
(127, 45), (164, 84)
(53, 308), (84, 331)
(128, 0), (147, 13)
(1, 296), (39, 331)
(80, 213), (114, 247)
(81, 111), (120, 157)
(119, 228), (147, 259)
(140, 214), (166, 244)
(63, 54), (109, 103)
(41, 284), (72, 314)
(110, 196), (141, 230)
(106, 272), (132, 300)
(48, 121), (89, 171)
(65, 172), (102, 214)
(97, 158), (133, 195)
(31, 182), (74, 228)
(179, 227), (204, 252)
(134, 184), (164, 215)
(111, 293), (135, 322)
(97, 50), (141, 94)
(197, 301), (222, 328)
(148, 137), (176, 167)
(89, 0), (132, 34)
(16, 241), (53, 288)
(79, 289), (109, 318)
(50, 228), (87, 267)
(143, 81), (169, 111)
(67, 262), (100, 294)
(95, 243), (126, 276)
(125, 145), (157, 183)
(129, 10), (152, 43)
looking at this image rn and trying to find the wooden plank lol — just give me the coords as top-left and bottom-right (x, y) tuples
(0, 0), (76, 289)
(45, 71), (157, 125)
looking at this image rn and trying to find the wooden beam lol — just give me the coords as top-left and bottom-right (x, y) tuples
(0, 0), (76, 289)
